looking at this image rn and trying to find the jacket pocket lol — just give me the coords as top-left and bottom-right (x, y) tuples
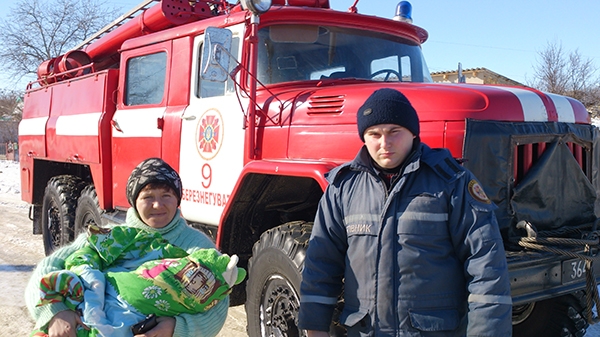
(408, 308), (459, 332)
(340, 307), (368, 327)
(340, 306), (372, 336)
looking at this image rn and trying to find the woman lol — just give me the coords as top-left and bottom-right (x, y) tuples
(25, 158), (228, 337)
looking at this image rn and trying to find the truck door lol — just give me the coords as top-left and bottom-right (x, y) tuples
(179, 24), (246, 226)
(111, 42), (172, 208)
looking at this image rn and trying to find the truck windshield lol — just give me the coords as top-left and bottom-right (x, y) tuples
(257, 24), (432, 85)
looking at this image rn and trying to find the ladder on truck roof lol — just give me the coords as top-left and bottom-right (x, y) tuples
(72, 0), (159, 51)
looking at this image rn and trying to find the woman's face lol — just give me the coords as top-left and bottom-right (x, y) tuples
(135, 185), (178, 228)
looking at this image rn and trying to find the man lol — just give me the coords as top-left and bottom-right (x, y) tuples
(298, 89), (512, 336)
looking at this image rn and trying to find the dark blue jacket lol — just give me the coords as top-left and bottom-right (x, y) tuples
(299, 144), (512, 336)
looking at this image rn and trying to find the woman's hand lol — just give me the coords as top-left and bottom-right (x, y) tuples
(47, 310), (89, 337)
(135, 316), (176, 337)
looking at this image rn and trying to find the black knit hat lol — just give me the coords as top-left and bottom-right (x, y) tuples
(126, 158), (183, 209)
(357, 88), (420, 142)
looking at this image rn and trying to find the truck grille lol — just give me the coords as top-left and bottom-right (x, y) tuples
(513, 142), (589, 184)
(307, 95), (345, 114)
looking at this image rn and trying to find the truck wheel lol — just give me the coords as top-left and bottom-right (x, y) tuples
(246, 221), (311, 337)
(74, 184), (103, 234)
(246, 221), (346, 337)
(41, 175), (84, 256)
(513, 291), (588, 337)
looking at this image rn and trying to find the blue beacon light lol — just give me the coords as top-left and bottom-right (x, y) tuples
(394, 1), (413, 23)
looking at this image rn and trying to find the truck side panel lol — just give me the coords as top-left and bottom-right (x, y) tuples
(19, 71), (118, 208)
(19, 87), (52, 202)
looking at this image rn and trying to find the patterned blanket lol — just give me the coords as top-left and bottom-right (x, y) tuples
(32, 225), (245, 337)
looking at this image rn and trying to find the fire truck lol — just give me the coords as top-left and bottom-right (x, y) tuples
(18, 0), (600, 335)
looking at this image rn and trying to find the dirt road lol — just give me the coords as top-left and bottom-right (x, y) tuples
(0, 194), (248, 336)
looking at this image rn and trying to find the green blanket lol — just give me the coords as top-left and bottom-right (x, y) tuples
(32, 225), (245, 337)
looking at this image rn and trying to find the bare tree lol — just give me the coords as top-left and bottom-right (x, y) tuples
(531, 42), (568, 93)
(567, 51), (600, 118)
(0, 0), (120, 84)
(530, 41), (600, 118)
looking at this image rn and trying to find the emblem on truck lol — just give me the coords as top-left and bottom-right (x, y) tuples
(196, 109), (224, 160)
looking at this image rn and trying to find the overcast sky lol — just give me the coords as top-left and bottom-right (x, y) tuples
(1, 0), (599, 90)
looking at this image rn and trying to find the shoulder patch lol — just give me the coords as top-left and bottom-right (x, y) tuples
(468, 180), (491, 204)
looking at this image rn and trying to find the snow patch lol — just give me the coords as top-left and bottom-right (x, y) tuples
(0, 160), (20, 195)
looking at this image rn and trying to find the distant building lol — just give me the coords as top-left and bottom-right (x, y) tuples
(430, 67), (524, 87)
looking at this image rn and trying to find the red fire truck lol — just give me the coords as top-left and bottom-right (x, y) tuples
(18, 0), (600, 335)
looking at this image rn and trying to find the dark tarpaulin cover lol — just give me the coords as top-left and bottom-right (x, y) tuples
(462, 119), (600, 238)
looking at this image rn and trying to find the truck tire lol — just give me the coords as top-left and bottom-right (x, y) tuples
(246, 221), (346, 337)
(246, 221), (311, 337)
(41, 175), (84, 256)
(74, 184), (103, 234)
(513, 291), (588, 337)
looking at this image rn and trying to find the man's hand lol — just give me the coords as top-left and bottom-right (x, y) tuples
(307, 330), (329, 337)
(135, 316), (176, 337)
(47, 310), (89, 337)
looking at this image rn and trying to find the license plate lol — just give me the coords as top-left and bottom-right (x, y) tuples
(562, 259), (586, 284)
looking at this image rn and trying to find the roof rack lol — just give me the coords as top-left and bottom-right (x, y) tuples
(72, 0), (159, 51)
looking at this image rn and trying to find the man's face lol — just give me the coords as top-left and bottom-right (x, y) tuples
(363, 124), (416, 169)
(135, 186), (178, 228)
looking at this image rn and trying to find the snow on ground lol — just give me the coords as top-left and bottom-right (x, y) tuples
(0, 160), (27, 215)
(0, 160), (21, 197)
